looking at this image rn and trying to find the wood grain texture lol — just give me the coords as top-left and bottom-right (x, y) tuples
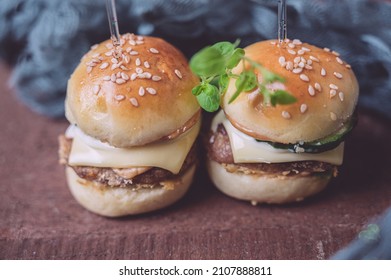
(0, 61), (390, 260)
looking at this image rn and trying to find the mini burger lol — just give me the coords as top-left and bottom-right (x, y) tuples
(59, 34), (201, 217)
(207, 39), (359, 204)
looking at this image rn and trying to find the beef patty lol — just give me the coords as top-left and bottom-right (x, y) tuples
(207, 124), (337, 177)
(58, 135), (197, 187)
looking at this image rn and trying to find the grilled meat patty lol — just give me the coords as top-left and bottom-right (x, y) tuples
(207, 124), (337, 177)
(58, 135), (197, 187)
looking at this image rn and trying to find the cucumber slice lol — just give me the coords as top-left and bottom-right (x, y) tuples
(257, 113), (357, 153)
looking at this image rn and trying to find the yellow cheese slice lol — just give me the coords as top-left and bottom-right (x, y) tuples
(211, 110), (344, 165)
(66, 119), (200, 174)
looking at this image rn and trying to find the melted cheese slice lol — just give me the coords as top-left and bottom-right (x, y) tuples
(212, 110), (344, 165)
(65, 119), (200, 174)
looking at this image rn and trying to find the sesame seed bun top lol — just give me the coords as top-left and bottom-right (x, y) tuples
(222, 39), (359, 144)
(65, 34), (200, 147)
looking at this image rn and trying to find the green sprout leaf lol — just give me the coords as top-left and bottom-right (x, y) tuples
(190, 47), (226, 77)
(226, 48), (245, 69)
(190, 39), (296, 111)
(218, 73), (229, 94)
(229, 71), (257, 104)
(195, 84), (220, 112)
(272, 90), (297, 105)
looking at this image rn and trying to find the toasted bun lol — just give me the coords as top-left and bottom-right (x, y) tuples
(207, 159), (331, 204)
(66, 34), (200, 147)
(223, 39), (359, 144)
(66, 165), (196, 217)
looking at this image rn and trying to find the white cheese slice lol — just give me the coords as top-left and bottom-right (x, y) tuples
(66, 119), (200, 174)
(211, 110), (344, 165)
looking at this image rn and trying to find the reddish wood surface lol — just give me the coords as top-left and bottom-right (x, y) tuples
(1, 61), (391, 260)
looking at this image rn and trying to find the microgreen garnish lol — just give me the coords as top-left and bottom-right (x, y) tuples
(189, 40), (296, 112)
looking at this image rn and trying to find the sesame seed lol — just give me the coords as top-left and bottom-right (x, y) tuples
(120, 66), (129, 71)
(300, 104), (308, 113)
(298, 50), (305, 55)
(321, 68), (326, 76)
(116, 72), (121, 78)
(329, 83), (338, 90)
(106, 43), (113, 49)
(87, 66), (92, 73)
(282, 111), (291, 119)
(144, 61), (150, 68)
(324, 47), (330, 52)
(86, 61), (96, 67)
(129, 51), (139, 56)
(144, 72), (152, 79)
(284, 39), (290, 43)
(300, 74), (309, 82)
(278, 56), (286, 66)
(103, 76), (111, 81)
(339, 92), (344, 102)
(301, 47), (310, 52)
(130, 73), (137, 81)
(330, 112), (337, 121)
(135, 67), (143, 74)
(137, 36), (144, 41)
(115, 95), (125, 101)
(287, 49), (296, 55)
(152, 75), (162, 81)
(135, 58), (141, 66)
(91, 44), (98, 50)
(294, 57), (301, 64)
(307, 59), (313, 65)
(93, 85), (100, 94)
(111, 64), (118, 70)
(288, 43), (295, 48)
(308, 85), (315, 96)
(105, 51), (113, 56)
(286, 61), (293, 71)
(91, 58), (100, 63)
(315, 83), (322, 91)
(146, 87), (157, 95)
(138, 86), (145, 96)
(301, 57), (307, 63)
(292, 68), (303, 74)
(129, 40), (136, 46)
(334, 72), (343, 79)
(92, 53), (100, 58)
(270, 41), (277, 45)
(121, 72), (129, 80)
(292, 39), (302, 45)
(110, 74), (116, 82)
(332, 51), (340, 56)
(111, 58), (118, 64)
(346, 64), (352, 69)
(116, 78), (126, 84)
(304, 65), (313, 70)
(150, 48), (159, 54)
(130, 97), (139, 107)
(124, 55), (130, 64)
(174, 69), (182, 79)
(309, 56), (319, 62)
(336, 57), (343, 65)
(136, 40), (144, 45)
(330, 89), (337, 98)
(99, 62), (109, 69)
(126, 47), (132, 53)
(120, 38), (125, 45)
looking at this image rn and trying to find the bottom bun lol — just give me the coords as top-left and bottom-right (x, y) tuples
(66, 165), (196, 217)
(207, 159), (331, 204)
